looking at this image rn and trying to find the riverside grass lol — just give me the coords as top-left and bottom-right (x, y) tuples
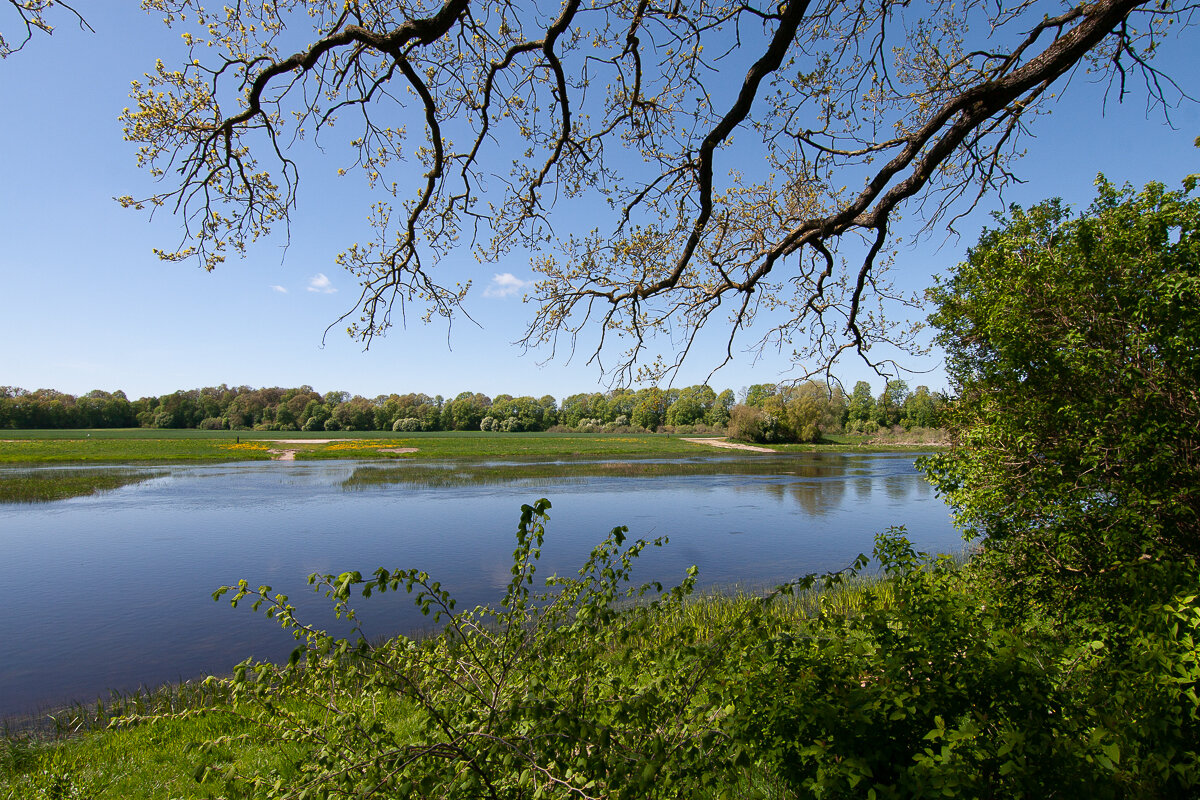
(0, 430), (713, 464)
(0, 429), (937, 466)
(0, 576), (891, 800)
(0, 430), (935, 501)
(0, 468), (168, 503)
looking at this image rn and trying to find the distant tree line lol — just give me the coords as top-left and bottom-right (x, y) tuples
(0, 381), (946, 439)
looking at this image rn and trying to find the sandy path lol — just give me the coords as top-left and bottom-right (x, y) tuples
(260, 441), (420, 460)
(681, 437), (775, 453)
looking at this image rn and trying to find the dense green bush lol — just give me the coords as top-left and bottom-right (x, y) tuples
(733, 533), (1200, 799)
(924, 177), (1200, 604)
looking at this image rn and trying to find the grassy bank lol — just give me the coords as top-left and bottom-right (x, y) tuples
(0, 574), (890, 799)
(0, 468), (169, 503)
(0, 429), (941, 465)
(0, 430), (937, 501)
(0, 429), (710, 464)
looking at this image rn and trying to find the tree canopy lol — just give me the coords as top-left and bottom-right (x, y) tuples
(113, 0), (1193, 383)
(925, 175), (1200, 601)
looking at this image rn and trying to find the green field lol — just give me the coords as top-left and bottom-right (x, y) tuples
(0, 429), (934, 464)
(0, 430), (934, 502)
(0, 429), (728, 465)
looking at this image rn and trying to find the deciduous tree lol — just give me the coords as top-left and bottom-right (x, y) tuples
(117, 0), (1191, 382)
(924, 176), (1200, 599)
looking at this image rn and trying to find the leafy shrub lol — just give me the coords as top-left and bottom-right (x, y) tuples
(925, 177), (1200, 599)
(322, 417), (342, 431)
(392, 417), (422, 432)
(479, 415), (498, 432)
(198, 417), (227, 430)
(727, 404), (767, 442)
(844, 417), (878, 435)
(735, 532), (1200, 799)
(181, 500), (764, 799)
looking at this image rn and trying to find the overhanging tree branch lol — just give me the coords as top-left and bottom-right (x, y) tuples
(121, 0), (1196, 383)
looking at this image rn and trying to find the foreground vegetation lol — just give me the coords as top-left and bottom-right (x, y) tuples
(4, 501), (1191, 799)
(0, 544), (894, 799)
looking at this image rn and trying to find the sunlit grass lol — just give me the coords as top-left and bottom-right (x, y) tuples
(0, 469), (168, 503)
(1, 679), (422, 800)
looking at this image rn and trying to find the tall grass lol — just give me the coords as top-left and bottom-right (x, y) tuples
(0, 469), (167, 503)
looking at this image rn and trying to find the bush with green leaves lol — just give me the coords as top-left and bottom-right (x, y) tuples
(164, 500), (776, 799)
(924, 176), (1200, 603)
(733, 532), (1200, 799)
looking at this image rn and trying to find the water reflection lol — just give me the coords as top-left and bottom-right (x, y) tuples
(0, 453), (953, 719)
(854, 476), (873, 502)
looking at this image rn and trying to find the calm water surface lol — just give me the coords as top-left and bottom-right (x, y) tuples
(0, 453), (958, 719)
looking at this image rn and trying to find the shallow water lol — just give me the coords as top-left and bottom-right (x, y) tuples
(0, 453), (958, 719)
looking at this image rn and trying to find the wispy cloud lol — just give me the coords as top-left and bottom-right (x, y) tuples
(270, 284), (288, 294)
(307, 273), (337, 294)
(483, 272), (529, 298)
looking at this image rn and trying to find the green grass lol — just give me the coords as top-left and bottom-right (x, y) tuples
(0, 468), (168, 503)
(0, 577), (891, 798)
(0, 430), (743, 465)
(0, 429), (943, 467)
(0, 678), (422, 800)
(0, 434), (276, 464)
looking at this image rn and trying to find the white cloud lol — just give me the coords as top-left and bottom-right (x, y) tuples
(307, 273), (337, 294)
(270, 284), (288, 294)
(483, 272), (529, 298)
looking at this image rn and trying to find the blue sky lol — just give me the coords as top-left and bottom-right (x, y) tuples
(1, 5), (1197, 402)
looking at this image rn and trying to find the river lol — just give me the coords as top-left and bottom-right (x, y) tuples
(0, 452), (959, 719)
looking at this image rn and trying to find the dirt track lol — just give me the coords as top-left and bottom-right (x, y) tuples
(681, 437), (775, 453)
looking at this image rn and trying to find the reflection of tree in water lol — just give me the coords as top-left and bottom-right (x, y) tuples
(735, 480), (789, 505)
(790, 478), (848, 517)
(885, 474), (915, 502)
(719, 455), (923, 513)
(783, 460), (847, 480)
